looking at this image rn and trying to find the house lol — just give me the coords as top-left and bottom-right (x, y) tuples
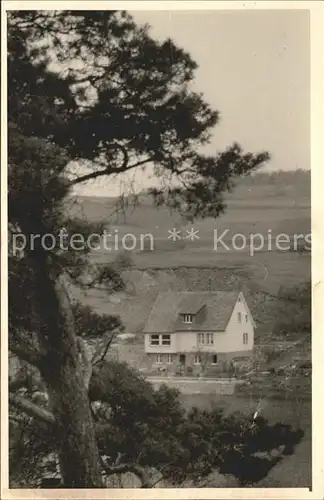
(143, 291), (255, 374)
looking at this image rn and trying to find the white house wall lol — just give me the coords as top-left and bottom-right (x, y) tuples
(224, 297), (254, 352)
(175, 331), (195, 352)
(174, 330), (226, 353)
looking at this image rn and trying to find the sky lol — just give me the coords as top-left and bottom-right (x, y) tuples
(75, 9), (310, 197)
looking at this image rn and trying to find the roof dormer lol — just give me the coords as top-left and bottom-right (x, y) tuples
(178, 295), (207, 326)
(183, 313), (193, 324)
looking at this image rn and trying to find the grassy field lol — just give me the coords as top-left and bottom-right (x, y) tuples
(66, 178), (310, 295)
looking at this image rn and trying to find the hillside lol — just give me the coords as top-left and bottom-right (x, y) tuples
(72, 266), (298, 341)
(65, 170), (310, 292)
(66, 169), (310, 228)
(68, 170), (310, 338)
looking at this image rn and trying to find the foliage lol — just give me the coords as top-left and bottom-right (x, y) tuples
(8, 10), (270, 220)
(72, 302), (122, 339)
(10, 361), (304, 487)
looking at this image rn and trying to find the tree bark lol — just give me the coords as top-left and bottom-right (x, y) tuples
(42, 358), (103, 487)
(31, 251), (103, 488)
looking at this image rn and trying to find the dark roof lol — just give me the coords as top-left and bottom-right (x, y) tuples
(178, 294), (206, 315)
(143, 291), (239, 333)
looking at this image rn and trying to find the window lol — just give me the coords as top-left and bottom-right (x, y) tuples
(211, 354), (218, 365)
(150, 334), (160, 346)
(197, 333), (205, 345)
(243, 333), (248, 345)
(162, 334), (171, 346)
(245, 314), (248, 323)
(184, 314), (193, 324)
(206, 333), (214, 345)
(238, 312), (242, 323)
(166, 354), (173, 364)
(198, 333), (213, 345)
(194, 355), (201, 365)
(155, 354), (163, 364)
(150, 334), (171, 346)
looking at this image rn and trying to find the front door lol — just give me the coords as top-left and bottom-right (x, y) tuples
(179, 354), (186, 366)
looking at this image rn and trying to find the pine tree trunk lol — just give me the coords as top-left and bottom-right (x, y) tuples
(42, 353), (103, 487)
(32, 251), (103, 488)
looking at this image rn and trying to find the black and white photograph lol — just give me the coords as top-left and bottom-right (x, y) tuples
(2, 2), (321, 497)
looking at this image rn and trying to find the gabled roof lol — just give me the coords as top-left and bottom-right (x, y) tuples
(143, 291), (240, 333)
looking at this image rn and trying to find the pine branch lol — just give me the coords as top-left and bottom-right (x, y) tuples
(70, 143), (129, 185)
(9, 344), (46, 370)
(101, 460), (151, 488)
(92, 333), (115, 367)
(70, 154), (152, 186)
(9, 393), (115, 437)
(9, 394), (55, 426)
